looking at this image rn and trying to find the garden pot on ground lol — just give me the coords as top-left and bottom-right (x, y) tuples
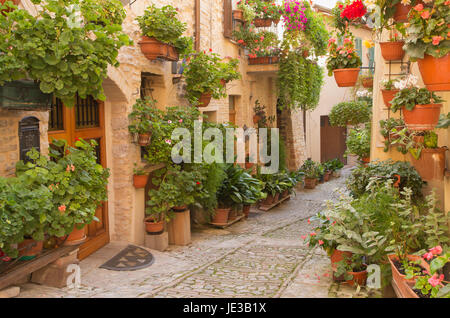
(345, 268), (368, 287)
(403, 104), (442, 131)
(332, 170), (341, 178)
(281, 190), (289, 198)
(393, 3), (412, 22)
(196, 93), (212, 107)
(133, 174), (148, 189)
(381, 89), (399, 109)
(64, 225), (87, 246)
(409, 147), (447, 181)
(362, 157), (370, 165)
(273, 192), (280, 203)
(138, 36), (179, 61)
(144, 217), (164, 234)
(248, 56), (270, 65)
(228, 209), (238, 221)
(323, 171), (332, 182)
(380, 42), (405, 61)
(243, 205), (251, 219)
(172, 205), (188, 212)
(333, 68), (359, 87)
(253, 18), (279, 27)
(232, 9), (243, 21)
(138, 133), (151, 146)
(212, 208), (230, 224)
(330, 249), (352, 282)
(18, 239), (43, 260)
(263, 194), (275, 205)
(417, 54), (450, 92)
(304, 178), (316, 189)
(388, 254), (429, 298)
(362, 77), (373, 88)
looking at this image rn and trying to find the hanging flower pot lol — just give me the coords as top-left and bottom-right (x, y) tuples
(380, 41), (405, 61)
(362, 77), (373, 88)
(409, 147), (447, 181)
(133, 174), (148, 189)
(196, 92), (212, 107)
(144, 217), (164, 234)
(138, 132), (152, 146)
(233, 9), (244, 22)
(381, 89), (399, 108)
(392, 3), (412, 22)
(212, 208), (230, 224)
(403, 104), (442, 131)
(18, 239), (43, 261)
(333, 68), (360, 87)
(361, 157), (370, 165)
(269, 56), (279, 64)
(0, 0), (19, 14)
(138, 36), (179, 62)
(417, 54), (450, 92)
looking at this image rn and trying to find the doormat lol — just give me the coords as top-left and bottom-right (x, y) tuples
(99, 245), (154, 271)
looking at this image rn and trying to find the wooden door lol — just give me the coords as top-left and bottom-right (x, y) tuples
(320, 115), (347, 164)
(48, 96), (109, 260)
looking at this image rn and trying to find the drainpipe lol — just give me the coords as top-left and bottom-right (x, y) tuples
(195, 0), (200, 51)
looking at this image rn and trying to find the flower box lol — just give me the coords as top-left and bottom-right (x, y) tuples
(138, 36), (179, 62)
(0, 80), (52, 110)
(253, 18), (279, 27)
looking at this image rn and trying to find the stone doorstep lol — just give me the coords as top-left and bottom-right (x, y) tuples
(0, 286), (20, 298)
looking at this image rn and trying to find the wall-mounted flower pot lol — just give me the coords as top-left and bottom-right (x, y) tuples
(64, 225), (87, 246)
(232, 9), (244, 22)
(381, 89), (399, 108)
(362, 77), (373, 88)
(333, 68), (359, 87)
(138, 133), (152, 146)
(253, 114), (261, 124)
(392, 3), (412, 22)
(0, 0), (20, 14)
(196, 93), (212, 107)
(18, 239), (43, 261)
(144, 217), (164, 234)
(409, 147), (447, 181)
(403, 104), (442, 131)
(138, 36), (179, 62)
(248, 56), (270, 65)
(212, 208), (230, 224)
(380, 41), (405, 61)
(417, 54), (450, 91)
(304, 177), (316, 189)
(0, 79), (52, 110)
(133, 174), (148, 189)
(253, 18), (279, 27)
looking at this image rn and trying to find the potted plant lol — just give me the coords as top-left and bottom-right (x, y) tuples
(379, 117), (405, 152)
(327, 158), (344, 178)
(184, 50), (240, 107)
(0, 0), (20, 14)
(412, 250), (449, 298)
(379, 78), (402, 109)
(235, 0), (255, 23)
(329, 100), (372, 128)
(334, 255), (368, 286)
(169, 169), (202, 212)
(403, 0), (450, 91)
(390, 75), (445, 131)
(128, 98), (163, 146)
(136, 5), (193, 61)
(240, 175), (266, 218)
(300, 159), (320, 189)
(252, 0), (282, 27)
(247, 30), (280, 65)
(133, 164), (148, 189)
(361, 71), (374, 88)
(380, 31), (405, 61)
(326, 36), (362, 87)
(345, 126), (371, 163)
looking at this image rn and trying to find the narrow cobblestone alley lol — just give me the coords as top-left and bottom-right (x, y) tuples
(18, 168), (365, 298)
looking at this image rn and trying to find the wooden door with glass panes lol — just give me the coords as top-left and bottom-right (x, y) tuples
(48, 95), (109, 260)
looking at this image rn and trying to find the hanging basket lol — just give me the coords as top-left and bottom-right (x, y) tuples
(380, 41), (405, 61)
(138, 36), (179, 62)
(133, 174), (149, 189)
(333, 68), (360, 87)
(196, 93), (212, 107)
(402, 104), (442, 131)
(417, 54), (450, 92)
(381, 89), (399, 109)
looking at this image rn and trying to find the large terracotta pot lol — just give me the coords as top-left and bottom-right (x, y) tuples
(18, 239), (43, 260)
(333, 68), (360, 87)
(0, 0), (19, 14)
(232, 9), (243, 21)
(403, 104), (442, 131)
(263, 194), (275, 205)
(253, 18), (279, 27)
(243, 205), (251, 219)
(273, 192), (280, 203)
(248, 56), (270, 65)
(138, 36), (179, 61)
(172, 205), (188, 212)
(388, 254), (428, 298)
(212, 208), (230, 224)
(281, 189), (289, 198)
(196, 93), (212, 107)
(138, 133), (152, 146)
(409, 147), (447, 181)
(228, 209), (238, 221)
(133, 174), (148, 189)
(380, 41), (405, 61)
(345, 269), (368, 287)
(144, 217), (164, 234)
(393, 3), (412, 22)
(304, 177), (316, 189)
(64, 225), (87, 246)
(381, 89), (399, 109)
(417, 54), (450, 91)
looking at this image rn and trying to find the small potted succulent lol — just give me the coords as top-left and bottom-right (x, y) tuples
(326, 36), (362, 87)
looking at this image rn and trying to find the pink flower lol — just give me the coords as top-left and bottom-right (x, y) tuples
(429, 245), (443, 256)
(432, 36), (443, 46)
(168, 120), (172, 124)
(310, 232), (316, 236)
(414, 3), (424, 11)
(2, 256), (11, 262)
(423, 252), (434, 260)
(301, 235), (307, 240)
(318, 240), (324, 245)
(178, 119), (183, 123)
(421, 10), (430, 19)
(71, 164), (75, 172)
(58, 205), (66, 212)
(165, 139), (172, 145)
(307, 219), (311, 224)
(428, 273), (444, 287)
(66, 165), (71, 172)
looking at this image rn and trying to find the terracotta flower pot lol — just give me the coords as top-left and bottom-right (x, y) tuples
(232, 9), (244, 22)
(323, 171), (332, 182)
(269, 56), (279, 64)
(138, 36), (179, 61)
(345, 268), (368, 286)
(281, 189), (289, 198)
(220, 79), (227, 87)
(333, 68), (360, 87)
(133, 174), (148, 189)
(330, 249), (352, 267)
(245, 162), (255, 169)
(18, 239), (43, 260)
(138, 133), (151, 146)
(362, 157), (370, 165)
(196, 93), (212, 107)
(380, 41), (405, 61)
(362, 77), (373, 88)
(403, 104), (442, 131)
(302, 49), (309, 58)
(228, 209), (238, 222)
(381, 89), (399, 109)
(253, 18), (278, 27)
(243, 205), (251, 218)
(388, 254), (429, 298)
(172, 205), (188, 212)
(253, 114), (262, 124)
(417, 54), (450, 92)
(393, 3), (412, 22)
(64, 225), (87, 246)
(212, 208), (230, 224)
(144, 217), (164, 234)
(274, 192), (280, 203)
(248, 56), (270, 65)
(304, 178), (316, 189)
(409, 147), (447, 181)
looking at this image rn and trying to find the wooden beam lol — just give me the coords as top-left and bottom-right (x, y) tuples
(195, 0), (200, 51)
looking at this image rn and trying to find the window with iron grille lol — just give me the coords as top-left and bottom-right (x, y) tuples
(48, 97), (64, 131)
(75, 95), (100, 129)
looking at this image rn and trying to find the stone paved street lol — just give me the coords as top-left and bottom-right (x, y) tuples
(18, 168), (372, 298)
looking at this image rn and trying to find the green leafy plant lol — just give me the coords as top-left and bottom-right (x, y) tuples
(248, 0), (282, 21)
(379, 117), (405, 152)
(345, 126), (371, 160)
(136, 4), (193, 56)
(437, 112), (450, 129)
(237, 1), (256, 23)
(0, 0), (132, 106)
(329, 101), (372, 127)
(299, 159), (321, 179)
(414, 251), (449, 298)
(326, 35), (362, 75)
(217, 164), (248, 209)
(390, 129), (439, 160)
(391, 87), (445, 113)
(128, 98), (164, 136)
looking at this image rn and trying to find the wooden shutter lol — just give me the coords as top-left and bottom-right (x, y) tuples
(224, 0), (232, 39)
(355, 38), (363, 62)
(369, 46), (375, 74)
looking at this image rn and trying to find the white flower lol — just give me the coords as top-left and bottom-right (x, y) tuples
(401, 0), (411, 5)
(356, 90), (371, 98)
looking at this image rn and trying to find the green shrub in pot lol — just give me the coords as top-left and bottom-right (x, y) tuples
(329, 101), (372, 128)
(345, 125), (371, 161)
